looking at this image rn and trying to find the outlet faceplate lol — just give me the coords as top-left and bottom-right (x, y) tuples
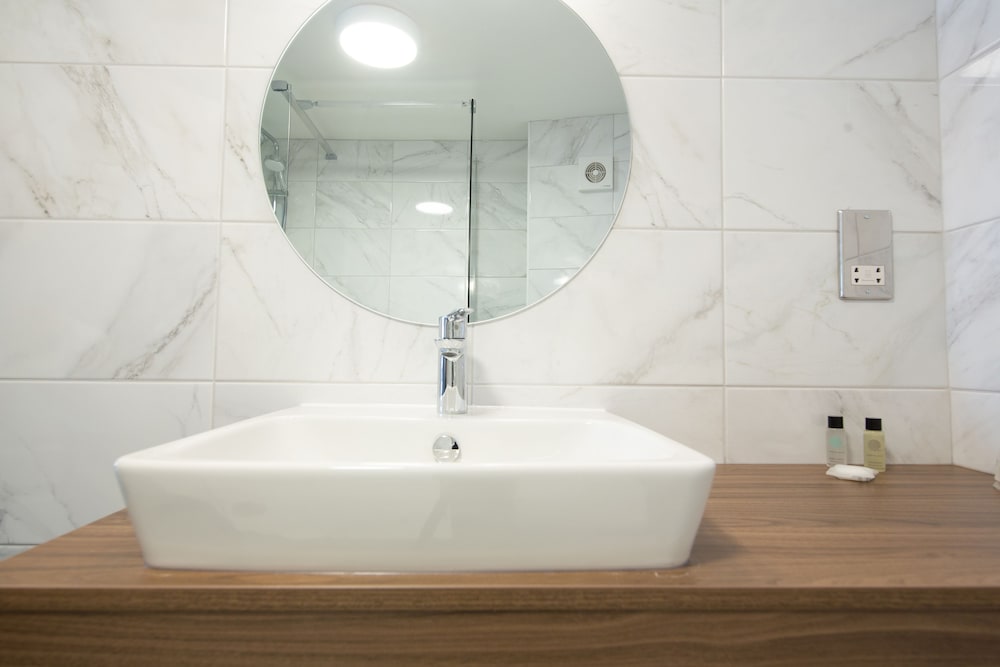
(838, 210), (893, 300)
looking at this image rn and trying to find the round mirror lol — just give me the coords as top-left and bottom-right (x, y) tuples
(260, 0), (630, 324)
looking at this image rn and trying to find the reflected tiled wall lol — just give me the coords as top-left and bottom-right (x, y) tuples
(938, 0), (1000, 474)
(525, 114), (628, 300)
(285, 139), (456, 321)
(281, 137), (531, 323)
(0, 0), (969, 557)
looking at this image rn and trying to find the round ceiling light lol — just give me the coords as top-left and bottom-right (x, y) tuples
(416, 201), (453, 215)
(336, 4), (419, 69)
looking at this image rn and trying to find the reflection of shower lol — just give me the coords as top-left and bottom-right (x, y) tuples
(271, 80), (339, 161)
(260, 128), (288, 229)
(264, 157), (286, 191)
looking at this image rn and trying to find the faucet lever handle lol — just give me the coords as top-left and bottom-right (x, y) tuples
(439, 307), (472, 339)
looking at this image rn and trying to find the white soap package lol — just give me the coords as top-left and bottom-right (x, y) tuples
(826, 464), (879, 482)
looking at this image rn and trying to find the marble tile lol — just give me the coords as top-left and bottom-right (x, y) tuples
(284, 181), (317, 229)
(528, 116), (613, 168)
(726, 388), (951, 464)
(0, 64), (224, 220)
(527, 269), (576, 302)
(562, 0), (721, 76)
(724, 0), (935, 79)
(216, 223), (435, 382)
(476, 183), (527, 230)
(284, 228), (314, 267)
(222, 68), (279, 223)
(616, 78), (720, 230)
(945, 219), (1000, 391)
(0, 545), (33, 560)
(317, 141), (393, 182)
(529, 165), (614, 218)
(393, 141), (469, 182)
(473, 385), (725, 462)
(0, 0), (225, 65)
(724, 80), (940, 232)
(613, 159), (629, 218)
(320, 276), (390, 315)
(315, 182), (392, 229)
(388, 276), (468, 324)
(614, 114), (631, 162)
(286, 140), (319, 182)
(390, 230), (468, 277)
(313, 228), (390, 276)
(393, 182), (469, 230)
(0, 221), (218, 380)
(528, 216), (612, 270)
(471, 278), (527, 321)
(725, 232), (947, 387)
(951, 390), (1000, 473)
(212, 382), (437, 428)
(940, 47), (1000, 230)
(227, 0), (328, 67)
(0, 381), (212, 544)
(475, 230), (724, 385)
(938, 0), (1000, 77)
(475, 141), (528, 183)
(474, 230), (527, 278)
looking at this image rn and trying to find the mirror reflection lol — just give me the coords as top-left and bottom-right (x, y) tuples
(260, 0), (630, 324)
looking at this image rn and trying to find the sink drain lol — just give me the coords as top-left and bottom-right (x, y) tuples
(432, 434), (461, 462)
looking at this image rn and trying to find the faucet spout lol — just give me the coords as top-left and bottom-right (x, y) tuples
(436, 308), (471, 415)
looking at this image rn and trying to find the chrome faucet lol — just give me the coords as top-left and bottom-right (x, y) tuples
(435, 307), (471, 415)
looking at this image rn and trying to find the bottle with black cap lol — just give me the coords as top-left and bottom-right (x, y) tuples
(863, 418), (886, 472)
(826, 416), (847, 466)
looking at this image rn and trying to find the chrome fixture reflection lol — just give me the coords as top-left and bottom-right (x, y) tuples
(260, 128), (288, 229)
(432, 433), (461, 462)
(271, 80), (338, 160)
(436, 307), (470, 415)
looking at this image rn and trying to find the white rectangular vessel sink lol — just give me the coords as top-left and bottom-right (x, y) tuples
(115, 405), (716, 572)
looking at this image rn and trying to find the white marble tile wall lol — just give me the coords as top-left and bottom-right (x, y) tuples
(723, 0), (937, 80)
(945, 219), (1000, 392)
(0, 221), (218, 380)
(0, 0), (975, 550)
(0, 64), (225, 220)
(0, 382), (212, 544)
(940, 46), (1000, 231)
(723, 80), (940, 232)
(726, 389), (951, 464)
(950, 391), (1000, 473)
(938, 10), (1000, 476)
(937, 0), (1000, 77)
(0, 546), (32, 562)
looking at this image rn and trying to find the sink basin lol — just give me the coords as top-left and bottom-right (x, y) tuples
(115, 404), (716, 572)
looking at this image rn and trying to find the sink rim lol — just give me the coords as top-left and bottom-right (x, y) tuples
(115, 403), (717, 471)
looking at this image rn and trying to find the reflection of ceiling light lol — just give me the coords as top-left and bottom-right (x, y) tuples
(416, 201), (453, 215)
(336, 4), (419, 69)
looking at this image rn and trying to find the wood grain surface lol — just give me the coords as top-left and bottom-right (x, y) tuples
(1, 464), (998, 665)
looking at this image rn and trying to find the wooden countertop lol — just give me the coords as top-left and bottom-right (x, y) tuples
(2, 465), (999, 614)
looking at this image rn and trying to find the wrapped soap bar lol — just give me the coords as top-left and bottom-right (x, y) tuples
(826, 464), (879, 482)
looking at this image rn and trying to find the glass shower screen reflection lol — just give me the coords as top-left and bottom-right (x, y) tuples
(262, 91), (474, 325)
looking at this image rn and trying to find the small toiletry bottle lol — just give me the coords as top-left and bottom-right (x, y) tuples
(826, 416), (847, 466)
(863, 418), (886, 472)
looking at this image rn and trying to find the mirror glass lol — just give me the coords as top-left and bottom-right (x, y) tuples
(260, 0), (630, 324)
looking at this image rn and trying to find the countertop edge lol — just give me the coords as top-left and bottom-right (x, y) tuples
(3, 585), (1000, 614)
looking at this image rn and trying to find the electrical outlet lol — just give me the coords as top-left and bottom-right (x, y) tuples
(838, 210), (893, 300)
(850, 265), (886, 286)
